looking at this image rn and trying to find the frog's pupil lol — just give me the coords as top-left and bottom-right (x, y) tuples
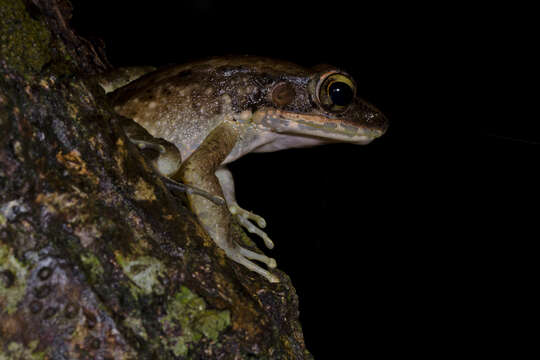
(328, 82), (353, 106)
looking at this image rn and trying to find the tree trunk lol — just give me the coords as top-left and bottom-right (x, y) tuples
(0, 1), (311, 358)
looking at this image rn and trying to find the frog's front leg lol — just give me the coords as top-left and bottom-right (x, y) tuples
(180, 121), (279, 283)
(120, 118), (224, 206)
(215, 166), (274, 249)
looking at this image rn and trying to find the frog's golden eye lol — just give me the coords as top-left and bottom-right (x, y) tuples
(271, 82), (295, 107)
(316, 73), (356, 112)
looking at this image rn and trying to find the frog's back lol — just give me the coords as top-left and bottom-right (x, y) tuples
(112, 56), (308, 97)
(164, 55), (307, 76)
(109, 56), (308, 160)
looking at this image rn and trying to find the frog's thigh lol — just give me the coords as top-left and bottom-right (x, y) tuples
(180, 122), (278, 282)
(179, 121), (239, 242)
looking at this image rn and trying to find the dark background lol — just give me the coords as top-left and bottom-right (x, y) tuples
(69, 1), (531, 357)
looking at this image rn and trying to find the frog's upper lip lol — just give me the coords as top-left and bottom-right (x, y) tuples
(252, 108), (380, 144)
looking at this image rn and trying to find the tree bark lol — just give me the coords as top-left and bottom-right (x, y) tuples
(0, 1), (311, 358)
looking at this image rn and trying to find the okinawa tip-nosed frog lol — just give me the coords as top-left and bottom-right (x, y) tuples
(105, 56), (388, 283)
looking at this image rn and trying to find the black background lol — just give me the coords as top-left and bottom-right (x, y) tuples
(69, 1), (532, 357)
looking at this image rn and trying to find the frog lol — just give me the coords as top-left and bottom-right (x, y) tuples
(105, 56), (388, 283)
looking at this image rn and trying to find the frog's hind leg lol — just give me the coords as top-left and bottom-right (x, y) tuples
(179, 121), (279, 283)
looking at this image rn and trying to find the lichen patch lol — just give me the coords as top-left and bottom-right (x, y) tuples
(56, 149), (99, 185)
(159, 286), (230, 357)
(0, 0), (51, 75)
(0, 242), (30, 315)
(80, 253), (104, 281)
(133, 178), (156, 201)
(123, 316), (148, 340)
(114, 253), (166, 296)
(0, 340), (46, 360)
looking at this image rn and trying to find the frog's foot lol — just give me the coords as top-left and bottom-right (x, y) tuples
(226, 247), (279, 283)
(162, 177), (225, 206)
(229, 204), (274, 249)
(238, 247), (277, 268)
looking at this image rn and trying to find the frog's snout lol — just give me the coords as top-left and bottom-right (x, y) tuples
(349, 97), (389, 139)
(359, 104), (389, 139)
(373, 112), (389, 138)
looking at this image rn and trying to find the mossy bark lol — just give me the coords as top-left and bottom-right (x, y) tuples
(0, 1), (312, 359)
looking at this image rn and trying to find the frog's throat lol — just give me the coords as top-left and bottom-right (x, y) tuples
(251, 108), (379, 144)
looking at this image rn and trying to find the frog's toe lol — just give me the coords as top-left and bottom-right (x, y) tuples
(252, 214), (266, 229)
(226, 247), (279, 283)
(230, 205), (274, 249)
(267, 257), (277, 269)
(236, 215), (274, 249)
(162, 178), (225, 206)
(129, 138), (166, 153)
(238, 247), (277, 268)
(230, 204), (266, 228)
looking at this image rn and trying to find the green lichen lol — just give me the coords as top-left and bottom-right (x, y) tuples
(194, 309), (231, 340)
(0, 341), (46, 360)
(80, 252), (104, 282)
(123, 316), (148, 340)
(114, 252), (166, 296)
(159, 286), (230, 357)
(0, 242), (29, 315)
(0, 0), (51, 75)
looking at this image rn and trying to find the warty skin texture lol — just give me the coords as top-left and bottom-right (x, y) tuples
(108, 56), (388, 282)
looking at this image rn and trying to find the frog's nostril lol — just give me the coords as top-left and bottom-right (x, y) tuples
(366, 112), (389, 138)
(380, 114), (390, 133)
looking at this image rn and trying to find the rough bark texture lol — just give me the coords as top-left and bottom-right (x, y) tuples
(0, 1), (312, 359)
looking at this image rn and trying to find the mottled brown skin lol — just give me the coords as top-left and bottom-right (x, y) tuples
(108, 56), (388, 282)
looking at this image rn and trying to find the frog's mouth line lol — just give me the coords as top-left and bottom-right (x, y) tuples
(251, 108), (381, 144)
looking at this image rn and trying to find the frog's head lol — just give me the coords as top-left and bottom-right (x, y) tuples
(251, 64), (388, 145)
